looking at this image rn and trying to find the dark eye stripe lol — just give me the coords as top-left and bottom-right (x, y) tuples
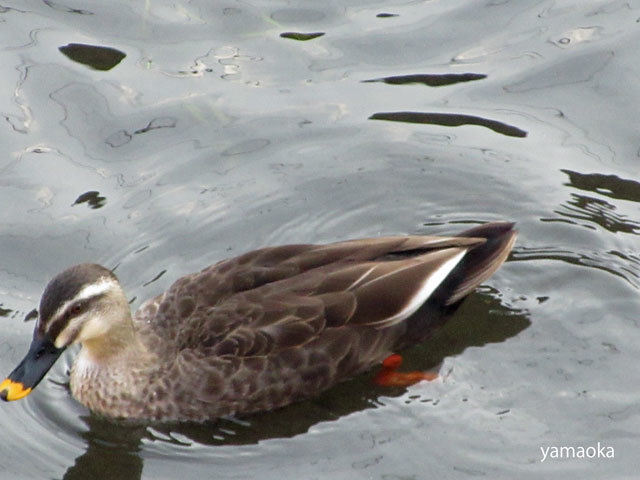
(46, 316), (68, 341)
(44, 293), (104, 340)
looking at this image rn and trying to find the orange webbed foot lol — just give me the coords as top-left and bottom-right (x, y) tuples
(373, 354), (438, 387)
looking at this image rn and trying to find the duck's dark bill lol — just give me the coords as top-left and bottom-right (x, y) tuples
(0, 335), (64, 401)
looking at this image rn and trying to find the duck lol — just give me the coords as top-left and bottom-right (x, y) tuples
(0, 221), (516, 422)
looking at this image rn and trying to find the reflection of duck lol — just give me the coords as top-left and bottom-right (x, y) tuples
(1, 222), (516, 422)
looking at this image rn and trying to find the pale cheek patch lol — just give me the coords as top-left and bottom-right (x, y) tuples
(54, 316), (108, 348)
(54, 314), (86, 347)
(76, 317), (110, 343)
(54, 325), (80, 348)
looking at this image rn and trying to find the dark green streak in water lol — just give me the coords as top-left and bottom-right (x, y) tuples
(59, 43), (126, 71)
(280, 32), (325, 41)
(561, 169), (640, 203)
(363, 73), (487, 87)
(369, 111), (527, 138)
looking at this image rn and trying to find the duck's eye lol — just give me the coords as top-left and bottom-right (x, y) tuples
(69, 302), (85, 316)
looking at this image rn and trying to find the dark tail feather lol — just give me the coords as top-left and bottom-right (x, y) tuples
(394, 222), (516, 348)
(437, 222), (517, 306)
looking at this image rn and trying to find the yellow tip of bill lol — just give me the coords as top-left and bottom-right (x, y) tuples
(0, 378), (32, 401)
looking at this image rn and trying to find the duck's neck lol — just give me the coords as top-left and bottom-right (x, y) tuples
(77, 287), (149, 363)
(70, 311), (157, 418)
(81, 319), (141, 363)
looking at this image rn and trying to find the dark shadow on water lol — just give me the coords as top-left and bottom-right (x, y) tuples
(60, 290), (529, 479)
(72, 191), (107, 210)
(363, 73), (487, 87)
(62, 417), (145, 480)
(280, 32), (325, 41)
(58, 44), (126, 71)
(560, 169), (640, 203)
(44, 0), (93, 15)
(369, 111), (527, 138)
(542, 169), (640, 234)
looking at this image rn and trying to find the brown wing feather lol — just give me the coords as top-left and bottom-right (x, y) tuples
(136, 232), (498, 359)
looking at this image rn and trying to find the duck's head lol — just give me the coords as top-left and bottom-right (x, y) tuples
(0, 264), (128, 402)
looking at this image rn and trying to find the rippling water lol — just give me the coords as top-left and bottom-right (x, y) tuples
(1, 1), (640, 479)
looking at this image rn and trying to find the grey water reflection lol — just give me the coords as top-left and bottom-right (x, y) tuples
(3, 0), (640, 477)
(58, 290), (529, 479)
(553, 194), (640, 235)
(529, 169), (640, 288)
(512, 245), (640, 289)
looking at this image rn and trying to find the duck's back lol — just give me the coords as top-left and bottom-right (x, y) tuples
(129, 224), (515, 420)
(132, 235), (481, 353)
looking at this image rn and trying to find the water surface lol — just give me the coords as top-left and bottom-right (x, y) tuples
(1, 1), (639, 479)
